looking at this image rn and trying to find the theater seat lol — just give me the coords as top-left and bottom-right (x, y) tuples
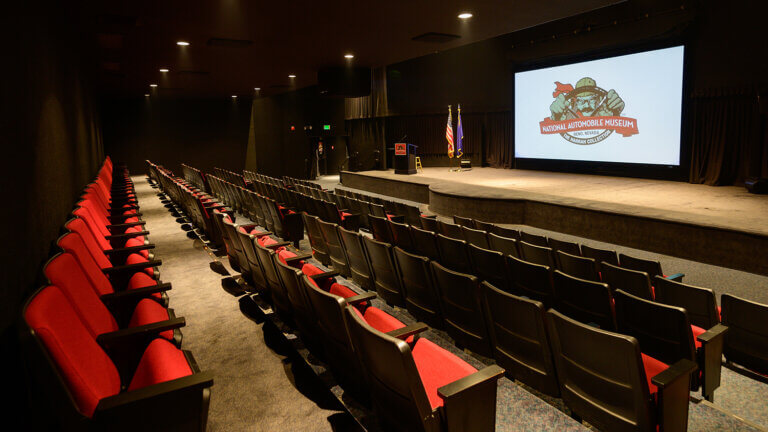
(614, 289), (727, 401)
(482, 282), (560, 397)
(552, 270), (616, 331)
(601, 261), (654, 300)
(363, 236), (406, 307)
(721, 294), (768, 376)
(393, 246), (444, 329)
(23, 286), (212, 429)
(44, 252), (182, 346)
(343, 305), (503, 432)
(547, 309), (697, 432)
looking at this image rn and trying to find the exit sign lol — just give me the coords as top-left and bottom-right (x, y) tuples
(323, 124), (331, 130)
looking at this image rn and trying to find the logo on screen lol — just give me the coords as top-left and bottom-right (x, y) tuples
(539, 77), (639, 145)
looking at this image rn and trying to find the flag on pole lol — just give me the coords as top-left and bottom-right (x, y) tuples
(446, 105), (454, 158)
(456, 104), (464, 159)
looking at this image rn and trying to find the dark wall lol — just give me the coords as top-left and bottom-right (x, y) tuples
(355, 0), (767, 172)
(1, 1), (104, 424)
(102, 97), (252, 176)
(246, 86), (346, 178)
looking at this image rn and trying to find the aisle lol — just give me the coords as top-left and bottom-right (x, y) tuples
(132, 175), (351, 432)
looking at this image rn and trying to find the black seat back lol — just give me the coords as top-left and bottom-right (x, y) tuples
(369, 214), (394, 244)
(546, 309), (657, 432)
(601, 262), (654, 300)
(581, 244), (618, 272)
(487, 232), (519, 258)
(721, 294), (768, 374)
(613, 289), (695, 366)
(654, 276), (720, 329)
(619, 253), (664, 279)
(302, 213), (330, 266)
(453, 215), (474, 228)
(363, 236), (405, 306)
(436, 234), (471, 274)
(556, 250), (600, 282)
(461, 226), (490, 249)
(491, 225), (520, 240)
(518, 241), (555, 268)
(548, 237), (581, 257)
(342, 306), (438, 432)
(437, 221), (463, 240)
(468, 244), (510, 293)
(473, 219), (495, 233)
(431, 261), (492, 356)
(419, 216), (438, 232)
(236, 228), (267, 289)
(390, 220), (415, 251)
(392, 247), (443, 328)
(317, 219), (350, 277)
(410, 226), (440, 261)
(338, 226), (373, 290)
(507, 255), (554, 307)
(552, 270), (616, 331)
(482, 282), (559, 396)
(520, 231), (548, 247)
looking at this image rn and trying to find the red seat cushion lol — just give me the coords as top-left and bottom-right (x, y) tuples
(329, 283), (359, 300)
(412, 339), (477, 409)
(641, 353), (668, 395)
(129, 299), (174, 341)
(125, 253), (155, 277)
(278, 250), (299, 266)
(25, 287), (121, 417)
(127, 272), (163, 301)
(691, 325), (706, 349)
(259, 236), (278, 246)
(128, 339), (193, 391)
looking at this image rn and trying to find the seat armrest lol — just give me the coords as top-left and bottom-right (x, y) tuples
(108, 212), (142, 222)
(308, 270), (339, 280)
(104, 244), (156, 256)
(284, 253), (313, 264)
(387, 323), (429, 340)
(653, 359), (697, 432)
(265, 241), (291, 250)
(101, 283), (172, 304)
(108, 221), (146, 230)
(663, 273), (685, 282)
(103, 259), (163, 275)
(97, 318), (186, 350)
(106, 230), (150, 240)
(388, 214), (405, 223)
(252, 231), (273, 238)
(421, 214), (438, 219)
(697, 324), (728, 401)
(437, 365), (504, 432)
(346, 292), (377, 305)
(94, 371), (213, 427)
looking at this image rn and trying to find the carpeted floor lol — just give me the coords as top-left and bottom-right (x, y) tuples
(134, 173), (768, 431)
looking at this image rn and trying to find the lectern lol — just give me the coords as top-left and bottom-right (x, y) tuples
(394, 143), (417, 175)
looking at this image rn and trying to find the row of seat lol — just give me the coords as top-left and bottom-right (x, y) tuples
(282, 174), (323, 190)
(23, 158), (212, 431)
(158, 167), (506, 432)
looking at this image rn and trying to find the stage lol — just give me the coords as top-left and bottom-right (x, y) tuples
(340, 167), (768, 276)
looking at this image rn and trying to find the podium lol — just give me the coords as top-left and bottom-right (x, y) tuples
(394, 143), (417, 175)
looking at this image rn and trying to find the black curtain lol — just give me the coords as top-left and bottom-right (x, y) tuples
(346, 118), (386, 170)
(485, 111), (514, 169)
(689, 91), (767, 185)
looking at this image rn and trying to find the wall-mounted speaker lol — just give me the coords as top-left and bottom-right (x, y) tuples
(318, 67), (371, 98)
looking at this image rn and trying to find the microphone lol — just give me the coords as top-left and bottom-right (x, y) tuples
(399, 134), (407, 142)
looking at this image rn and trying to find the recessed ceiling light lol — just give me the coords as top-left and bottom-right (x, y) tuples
(288, 74), (296, 78)
(458, 12), (473, 19)
(254, 87), (260, 91)
(144, 94), (150, 97)
(176, 41), (189, 46)
(231, 95), (237, 98)
(159, 68), (169, 73)
(149, 84), (158, 87)
(344, 53), (354, 59)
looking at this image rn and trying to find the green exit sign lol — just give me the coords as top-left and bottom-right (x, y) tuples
(323, 124), (331, 130)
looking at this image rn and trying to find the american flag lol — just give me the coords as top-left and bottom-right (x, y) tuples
(446, 105), (454, 158)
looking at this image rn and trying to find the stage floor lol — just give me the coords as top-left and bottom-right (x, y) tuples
(347, 167), (768, 237)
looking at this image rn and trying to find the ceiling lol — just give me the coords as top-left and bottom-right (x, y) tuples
(82, 0), (622, 98)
